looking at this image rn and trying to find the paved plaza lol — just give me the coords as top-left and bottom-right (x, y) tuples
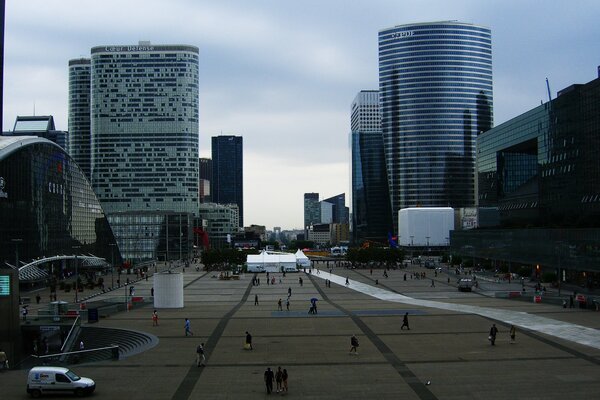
(2, 264), (600, 399)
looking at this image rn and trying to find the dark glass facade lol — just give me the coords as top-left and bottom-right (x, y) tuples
(478, 76), (600, 227)
(351, 90), (393, 242)
(322, 193), (349, 224)
(0, 137), (120, 267)
(107, 211), (192, 262)
(68, 58), (91, 181)
(211, 136), (243, 226)
(453, 75), (600, 288)
(352, 131), (393, 242)
(379, 22), (493, 227)
(304, 192), (320, 229)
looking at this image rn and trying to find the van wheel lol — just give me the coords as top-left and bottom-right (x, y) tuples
(75, 388), (85, 397)
(30, 389), (41, 398)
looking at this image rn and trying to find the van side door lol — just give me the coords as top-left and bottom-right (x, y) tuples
(54, 373), (73, 393)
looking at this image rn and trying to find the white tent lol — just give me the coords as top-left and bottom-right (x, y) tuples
(247, 251), (297, 273)
(294, 249), (311, 267)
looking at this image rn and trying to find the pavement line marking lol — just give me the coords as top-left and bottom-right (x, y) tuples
(315, 270), (600, 351)
(183, 272), (209, 288)
(309, 274), (439, 400)
(170, 278), (254, 400)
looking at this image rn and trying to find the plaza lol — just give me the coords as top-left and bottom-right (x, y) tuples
(2, 263), (600, 399)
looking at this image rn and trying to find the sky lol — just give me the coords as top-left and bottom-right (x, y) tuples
(3, 0), (600, 230)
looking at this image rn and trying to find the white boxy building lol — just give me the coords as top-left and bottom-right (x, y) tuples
(398, 207), (454, 247)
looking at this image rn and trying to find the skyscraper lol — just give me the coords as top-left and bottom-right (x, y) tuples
(211, 135), (243, 226)
(199, 157), (212, 203)
(379, 22), (493, 227)
(68, 58), (91, 180)
(304, 192), (320, 229)
(351, 90), (392, 242)
(89, 42), (199, 216)
(322, 193), (349, 224)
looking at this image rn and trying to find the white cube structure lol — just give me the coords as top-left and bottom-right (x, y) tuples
(153, 272), (184, 308)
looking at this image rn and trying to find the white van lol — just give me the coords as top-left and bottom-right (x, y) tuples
(27, 366), (95, 398)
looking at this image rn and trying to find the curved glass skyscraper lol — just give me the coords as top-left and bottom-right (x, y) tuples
(379, 21), (493, 226)
(68, 58), (91, 181)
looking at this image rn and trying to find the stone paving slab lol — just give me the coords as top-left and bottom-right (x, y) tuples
(2, 265), (600, 399)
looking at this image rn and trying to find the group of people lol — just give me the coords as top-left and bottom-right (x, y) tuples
(264, 366), (289, 394)
(488, 324), (516, 345)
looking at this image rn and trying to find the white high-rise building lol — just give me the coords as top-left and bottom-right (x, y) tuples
(89, 42), (199, 216)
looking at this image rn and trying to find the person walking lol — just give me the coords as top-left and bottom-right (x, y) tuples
(245, 331), (253, 350)
(288, 287), (292, 297)
(196, 343), (206, 367)
(349, 334), (359, 355)
(79, 341), (85, 351)
(275, 366), (283, 393)
(254, 294), (259, 306)
(152, 310), (159, 326)
(401, 312), (410, 330)
(489, 324), (498, 345)
(264, 367), (274, 394)
(277, 298), (282, 311)
(345, 277), (350, 286)
(282, 368), (288, 393)
(185, 318), (194, 336)
(286, 298), (290, 311)
(509, 325), (516, 344)
(431, 279), (435, 287)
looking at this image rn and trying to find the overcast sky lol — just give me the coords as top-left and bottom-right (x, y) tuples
(3, 0), (599, 230)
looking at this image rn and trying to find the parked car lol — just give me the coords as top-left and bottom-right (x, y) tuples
(458, 278), (474, 292)
(27, 366), (95, 398)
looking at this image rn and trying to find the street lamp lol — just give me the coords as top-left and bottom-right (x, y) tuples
(109, 243), (117, 289)
(72, 245), (81, 303)
(11, 238), (23, 268)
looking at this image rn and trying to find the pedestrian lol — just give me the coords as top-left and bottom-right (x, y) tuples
(264, 367), (274, 394)
(0, 348), (8, 370)
(401, 312), (410, 330)
(196, 343), (206, 366)
(431, 279), (435, 287)
(288, 287), (292, 297)
(286, 298), (290, 311)
(21, 306), (28, 321)
(489, 323), (498, 345)
(278, 298), (282, 311)
(36, 294), (41, 304)
(509, 325), (516, 344)
(282, 368), (288, 392)
(345, 277), (350, 286)
(349, 334), (359, 355)
(151, 287), (154, 297)
(255, 294), (259, 306)
(245, 331), (253, 350)
(152, 310), (159, 326)
(185, 318), (193, 336)
(275, 366), (283, 393)
(79, 341), (84, 350)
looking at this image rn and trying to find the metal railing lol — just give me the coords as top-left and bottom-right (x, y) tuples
(61, 315), (81, 352)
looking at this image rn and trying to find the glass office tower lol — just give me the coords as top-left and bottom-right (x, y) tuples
(90, 42), (199, 216)
(379, 22), (493, 227)
(351, 90), (392, 242)
(211, 135), (243, 227)
(68, 58), (91, 181)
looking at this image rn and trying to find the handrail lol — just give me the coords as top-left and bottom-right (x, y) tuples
(61, 315), (80, 352)
(34, 345), (119, 361)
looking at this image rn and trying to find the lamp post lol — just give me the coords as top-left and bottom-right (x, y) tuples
(109, 243), (117, 289)
(11, 238), (23, 268)
(72, 245), (81, 303)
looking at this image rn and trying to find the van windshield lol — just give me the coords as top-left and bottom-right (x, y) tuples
(65, 370), (81, 381)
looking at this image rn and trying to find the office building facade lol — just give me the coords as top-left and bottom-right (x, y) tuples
(211, 135), (243, 227)
(89, 42), (199, 216)
(199, 157), (212, 203)
(351, 90), (393, 242)
(304, 192), (320, 229)
(198, 202), (240, 249)
(379, 21), (493, 227)
(68, 58), (92, 180)
(452, 72), (600, 289)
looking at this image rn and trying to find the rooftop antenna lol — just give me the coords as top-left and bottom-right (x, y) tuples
(33, 101), (35, 116)
(545, 78), (552, 102)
